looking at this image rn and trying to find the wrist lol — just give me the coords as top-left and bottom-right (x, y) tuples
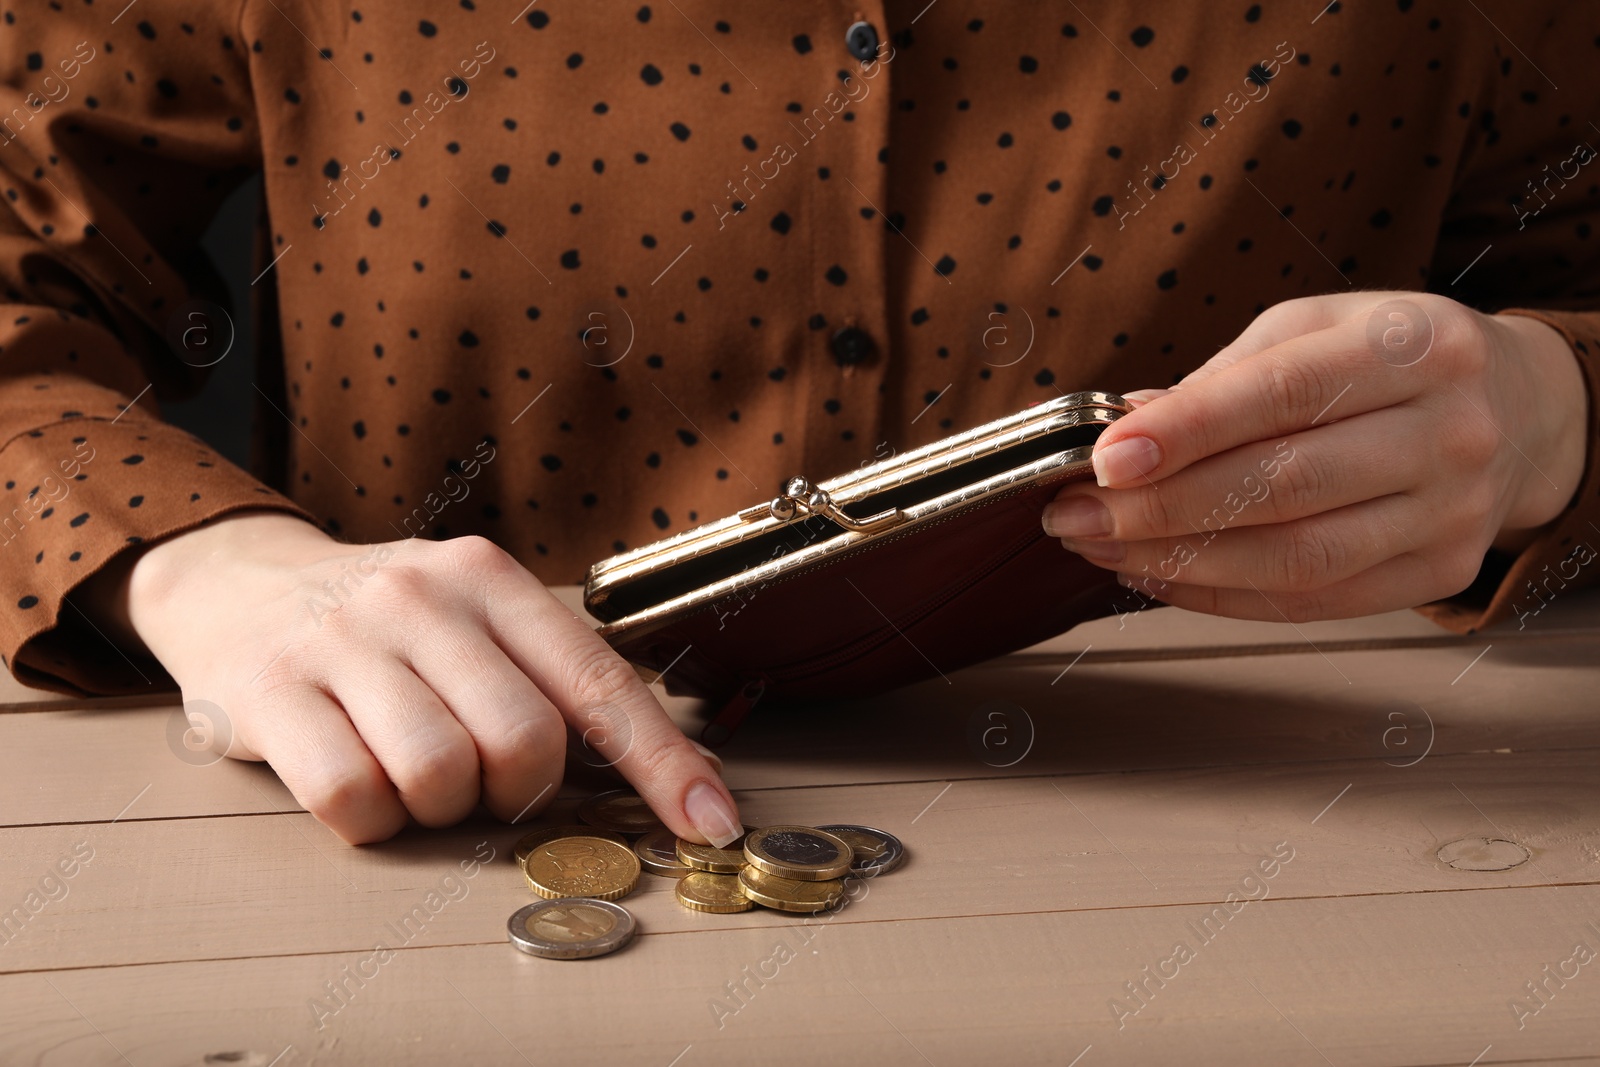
(123, 510), (333, 648)
(1488, 313), (1589, 553)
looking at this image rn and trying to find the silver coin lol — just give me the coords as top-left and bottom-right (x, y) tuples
(506, 898), (636, 960)
(758, 827), (846, 867)
(817, 824), (906, 877)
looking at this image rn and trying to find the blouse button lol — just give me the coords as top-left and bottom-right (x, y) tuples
(845, 21), (880, 62)
(830, 326), (877, 366)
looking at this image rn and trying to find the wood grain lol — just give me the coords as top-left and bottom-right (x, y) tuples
(3, 586), (1598, 1066)
(2, 748), (1597, 976)
(3, 885), (1598, 1066)
(4, 631), (1598, 827)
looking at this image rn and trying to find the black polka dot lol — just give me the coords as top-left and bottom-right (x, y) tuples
(17, 595), (38, 609)
(1130, 26), (1155, 46)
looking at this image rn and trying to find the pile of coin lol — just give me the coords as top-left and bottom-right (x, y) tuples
(505, 790), (905, 959)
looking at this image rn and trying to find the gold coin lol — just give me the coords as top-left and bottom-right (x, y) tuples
(676, 829), (751, 873)
(674, 871), (755, 913)
(634, 828), (692, 877)
(578, 790), (665, 835)
(737, 866), (844, 913)
(515, 824), (626, 866)
(743, 825), (853, 881)
(523, 835), (641, 902)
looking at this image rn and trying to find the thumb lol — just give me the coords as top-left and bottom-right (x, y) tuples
(1120, 388), (1172, 407)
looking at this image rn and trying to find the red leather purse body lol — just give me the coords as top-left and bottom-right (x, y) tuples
(584, 393), (1131, 708)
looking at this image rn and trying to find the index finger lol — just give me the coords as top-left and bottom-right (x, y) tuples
(1092, 304), (1434, 489)
(465, 543), (743, 847)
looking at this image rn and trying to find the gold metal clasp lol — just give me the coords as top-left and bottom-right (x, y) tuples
(767, 476), (907, 534)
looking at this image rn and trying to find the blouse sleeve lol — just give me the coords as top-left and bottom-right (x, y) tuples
(1408, 10), (1600, 634)
(0, 0), (314, 696)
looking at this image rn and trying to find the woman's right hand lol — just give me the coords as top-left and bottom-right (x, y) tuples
(89, 510), (741, 845)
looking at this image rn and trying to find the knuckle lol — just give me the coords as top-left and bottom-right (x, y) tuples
(1127, 486), (1177, 539)
(1263, 354), (1333, 426)
(1263, 295), (1320, 327)
(1428, 298), (1491, 376)
(1439, 409), (1499, 470)
(300, 761), (387, 826)
(1463, 483), (1499, 527)
(1438, 546), (1486, 597)
(1264, 447), (1326, 515)
(620, 729), (688, 787)
(1274, 593), (1325, 625)
(444, 534), (517, 576)
(564, 644), (641, 713)
(392, 735), (478, 800)
(490, 712), (567, 773)
(1275, 521), (1340, 592)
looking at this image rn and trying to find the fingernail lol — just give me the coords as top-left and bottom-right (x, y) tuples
(685, 781), (742, 847)
(1093, 436), (1161, 488)
(1120, 388), (1171, 406)
(1042, 496), (1111, 539)
(1117, 572), (1168, 597)
(689, 739), (724, 774)
(1063, 538), (1124, 564)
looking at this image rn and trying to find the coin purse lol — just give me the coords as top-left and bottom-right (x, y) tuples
(583, 392), (1132, 732)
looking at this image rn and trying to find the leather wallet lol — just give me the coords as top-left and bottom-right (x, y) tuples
(583, 392), (1132, 723)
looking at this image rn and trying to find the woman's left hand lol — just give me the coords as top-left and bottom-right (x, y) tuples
(1042, 291), (1590, 621)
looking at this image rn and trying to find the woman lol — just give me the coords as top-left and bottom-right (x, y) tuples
(2, 0), (1594, 844)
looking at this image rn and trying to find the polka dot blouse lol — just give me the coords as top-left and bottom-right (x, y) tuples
(3, 0), (1599, 694)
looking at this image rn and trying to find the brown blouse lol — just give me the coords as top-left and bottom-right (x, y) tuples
(4, 0), (1599, 694)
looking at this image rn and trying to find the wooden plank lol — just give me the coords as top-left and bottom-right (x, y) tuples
(0, 706), (301, 826)
(4, 624), (1598, 828)
(3, 885), (1598, 1066)
(2, 748), (1598, 975)
(8, 584), (1596, 714)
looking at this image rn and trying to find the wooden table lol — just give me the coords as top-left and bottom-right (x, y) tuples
(4, 586), (1600, 1066)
